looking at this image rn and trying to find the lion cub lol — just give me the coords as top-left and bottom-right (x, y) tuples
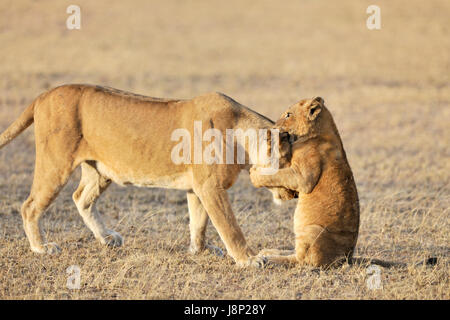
(250, 97), (360, 267)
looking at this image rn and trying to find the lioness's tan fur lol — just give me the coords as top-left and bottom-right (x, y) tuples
(250, 97), (360, 267)
(0, 84), (281, 267)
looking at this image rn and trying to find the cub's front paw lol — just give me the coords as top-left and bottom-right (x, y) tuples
(270, 187), (296, 204)
(278, 188), (297, 200)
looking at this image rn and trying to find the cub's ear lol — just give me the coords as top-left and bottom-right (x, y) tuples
(313, 96), (324, 105)
(307, 103), (322, 121)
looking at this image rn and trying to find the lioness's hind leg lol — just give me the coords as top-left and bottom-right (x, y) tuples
(22, 196), (62, 254)
(21, 160), (74, 254)
(187, 191), (223, 257)
(73, 161), (123, 247)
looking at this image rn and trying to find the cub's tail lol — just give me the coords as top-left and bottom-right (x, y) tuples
(350, 256), (438, 268)
(0, 101), (35, 150)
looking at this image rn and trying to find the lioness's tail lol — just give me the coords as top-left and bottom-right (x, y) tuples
(0, 101), (35, 150)
(350, 257), (438, 268)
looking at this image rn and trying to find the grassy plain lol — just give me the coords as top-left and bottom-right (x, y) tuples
(0, 0), (448, 299)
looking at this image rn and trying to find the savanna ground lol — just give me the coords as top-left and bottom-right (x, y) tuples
(0, 0), (449, 299)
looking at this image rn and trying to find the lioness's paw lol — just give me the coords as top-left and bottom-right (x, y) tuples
(43, 242), (62, 255)
(100, 230), (124, 247)
(188, 243), (203, 255)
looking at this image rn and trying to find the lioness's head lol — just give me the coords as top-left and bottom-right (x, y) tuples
(275, 97), (336, 141)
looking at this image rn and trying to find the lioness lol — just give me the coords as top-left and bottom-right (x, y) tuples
(250, 97), (360, 267)
(0, 84), (285, 267)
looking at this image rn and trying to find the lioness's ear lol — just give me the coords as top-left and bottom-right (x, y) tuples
(307, 103), (322, 121)
(279, 131), (290, 142)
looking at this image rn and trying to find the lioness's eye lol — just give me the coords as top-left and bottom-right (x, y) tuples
(285, 112), (291, 119)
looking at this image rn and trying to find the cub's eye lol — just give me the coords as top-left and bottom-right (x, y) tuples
(285, 112), (292, 119)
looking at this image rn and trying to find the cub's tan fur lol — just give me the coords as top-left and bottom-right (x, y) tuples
(0, 84), (283, 267)
(250, 97), (360, 267)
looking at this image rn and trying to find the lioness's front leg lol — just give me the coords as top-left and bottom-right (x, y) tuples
(186, 191), (223, 257)
(186, 191), (208, 253)
(193, 177), (265, 268)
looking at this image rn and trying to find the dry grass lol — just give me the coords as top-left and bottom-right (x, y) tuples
(0, 0), (449, 299)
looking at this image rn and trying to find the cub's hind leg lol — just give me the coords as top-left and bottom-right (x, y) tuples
(73, 161), (123, 247)
(258, 248), (295, 256)
(263, 254), (298, 265)
(258, 225), (330, 267)
(258, 249), (298, 266)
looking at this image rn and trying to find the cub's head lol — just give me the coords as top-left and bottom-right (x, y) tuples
(275, 97), (335, 140)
